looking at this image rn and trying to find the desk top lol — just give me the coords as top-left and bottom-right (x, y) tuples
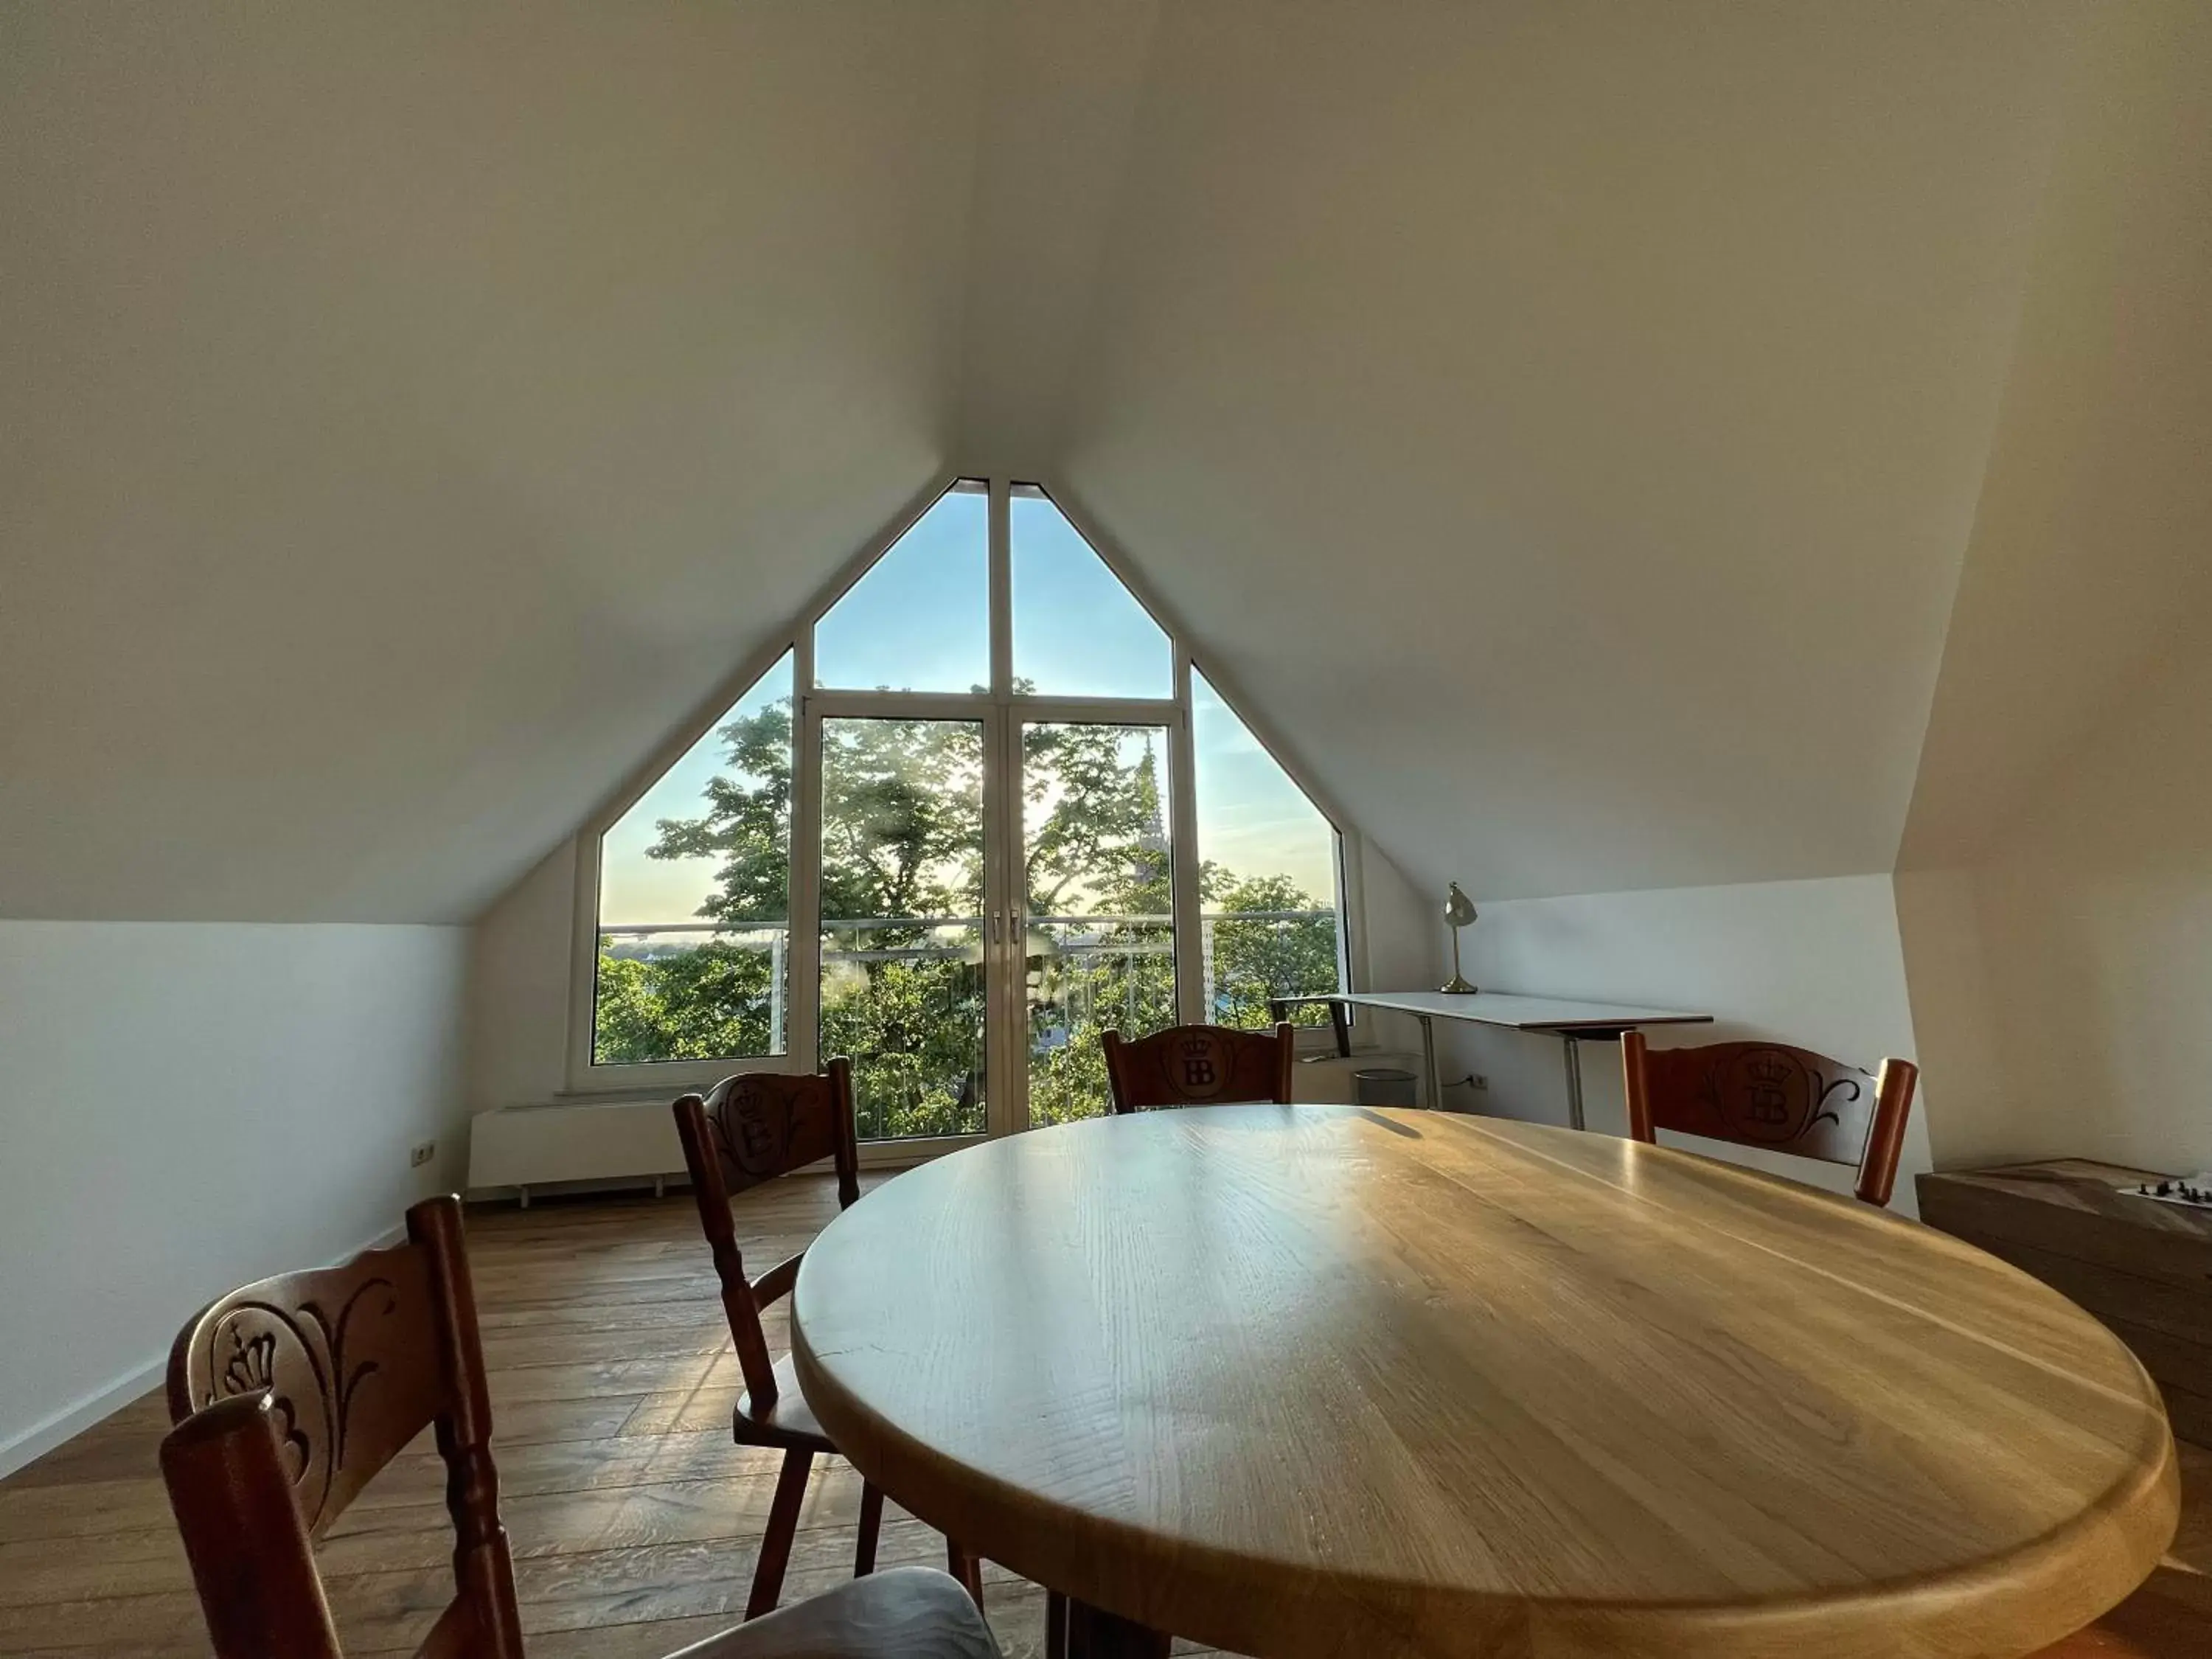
(793, 1107), (2176, 1659)
(1301, 987), (1713, 1031)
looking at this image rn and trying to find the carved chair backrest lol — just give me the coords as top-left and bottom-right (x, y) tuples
(673, 1058), (860, 1409)
(163, 1195), (521, 1659)
(1621, 1031), (1919, 1207)
(1102, 1023), (1296, 1113)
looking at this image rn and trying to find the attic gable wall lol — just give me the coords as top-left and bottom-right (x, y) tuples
(0, 0), (2152, 931)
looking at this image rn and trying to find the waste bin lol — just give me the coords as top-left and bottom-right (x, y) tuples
(1353, 1066), (1418, 1108)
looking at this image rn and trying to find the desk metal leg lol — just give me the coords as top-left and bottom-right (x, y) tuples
(1561, 1034), (1586, 1131)
(1419, 1015), (1439, 1110)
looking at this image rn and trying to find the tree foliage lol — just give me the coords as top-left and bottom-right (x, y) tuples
(595, 693), (1339, 1135)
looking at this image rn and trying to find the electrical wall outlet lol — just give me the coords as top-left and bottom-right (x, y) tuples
(1469, 1074), (1488, 1091)
(410, 1140), (437, 1168)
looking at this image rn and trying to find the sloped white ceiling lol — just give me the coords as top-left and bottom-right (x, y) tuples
(0, 1), (984, 919)
(1900, 0), (2212, 871)
(1057, 0), (2078, 902)
(0, 1), (2139, 922)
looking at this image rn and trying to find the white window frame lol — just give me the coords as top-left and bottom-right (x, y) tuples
(564, 473), (1365, 1112)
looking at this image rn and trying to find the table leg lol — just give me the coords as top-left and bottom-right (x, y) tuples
(1063, 1598), (1172, 1659)
(1561, 1033), (1586, 1131)
(1419, 1014), (1439, 1110)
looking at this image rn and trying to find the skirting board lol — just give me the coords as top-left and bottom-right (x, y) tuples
(0, 1355), (170, 1481)
(0, 1218), (409, 1481)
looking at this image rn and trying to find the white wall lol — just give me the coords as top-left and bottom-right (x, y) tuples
(1891, 0), (2212, 1175)
(0, 922), (467, 1474)
(1968, 638), (2212, 1175)
(1398, 875), (1934, 1214)
(467, 840), (579, 1113)
(1903, 627), (2212, 1175)
(1353, 836), (1443, 1006)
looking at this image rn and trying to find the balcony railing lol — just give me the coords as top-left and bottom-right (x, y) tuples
(597, 909), (1339, 1056)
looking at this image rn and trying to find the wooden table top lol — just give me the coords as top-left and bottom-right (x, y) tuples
(790, 1107), (2178, 1659)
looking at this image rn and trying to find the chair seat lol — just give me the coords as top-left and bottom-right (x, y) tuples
(669, 1568), (998, 1659)
(734, 1353), (834, 1453)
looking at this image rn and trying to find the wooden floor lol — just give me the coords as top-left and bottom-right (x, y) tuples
(2, 1176), (2208, 1659)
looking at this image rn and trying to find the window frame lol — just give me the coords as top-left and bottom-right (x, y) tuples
(564, 473), (1366, 1101)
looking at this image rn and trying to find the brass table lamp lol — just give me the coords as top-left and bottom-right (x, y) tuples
(1441, 882), (1478, 995)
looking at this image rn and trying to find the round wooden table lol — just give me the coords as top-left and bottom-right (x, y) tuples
(790, 1107), (2177, 1659)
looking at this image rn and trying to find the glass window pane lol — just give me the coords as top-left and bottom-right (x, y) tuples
(818, 717), (987, 1141)
(815, 481), (989, 692)
(594, 652), (793, 1064)
(1192, 669), (1343, 1028)
(1023, 723), (1177, 1124)
(1011, 488), (1172, 699)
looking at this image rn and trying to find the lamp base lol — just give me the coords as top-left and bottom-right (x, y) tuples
(1439, 975), (1478, 995)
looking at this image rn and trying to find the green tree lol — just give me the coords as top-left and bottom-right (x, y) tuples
(1203, 869), (1340, 1030)
(647, 699), (793, 925)
(597, 693), (1340, 1133)
(815, 716), (986, 1137)
(592, 942), (776, 1065)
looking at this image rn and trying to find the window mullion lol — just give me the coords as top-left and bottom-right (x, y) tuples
(789, 632), (822, 1074)
(989, 478), (1012, 700)
(1170, 644), (1205, 1026)
(1004, 695), (1181, 724)
(988, 706), (1025, 1137)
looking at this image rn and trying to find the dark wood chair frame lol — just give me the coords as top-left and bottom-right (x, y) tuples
(1621, 1030), (1919, 1207)
(164, 1194), (523, 1659)
(674, 1057), (984, 1618)
(161, 1194), (998, 1659)
(1100, 1022), (1296, 1114)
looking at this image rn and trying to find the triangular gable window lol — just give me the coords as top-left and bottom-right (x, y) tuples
(582, 479), (1352, 1135)
(594, 652), (793, 1062)
(1011, 486), (1172, 698)
(815, 479), (989, 693)
(1192, 668), (1344, 1029)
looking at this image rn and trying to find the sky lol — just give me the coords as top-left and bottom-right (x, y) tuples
(599, 489), (1338, 928)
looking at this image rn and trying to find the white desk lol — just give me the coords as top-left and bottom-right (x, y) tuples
(1274, 991), (1713, 1128)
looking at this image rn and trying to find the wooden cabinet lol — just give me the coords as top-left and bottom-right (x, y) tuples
(1919, 1159), (2212, 1446)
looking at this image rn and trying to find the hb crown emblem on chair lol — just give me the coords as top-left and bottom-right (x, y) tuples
(1739, 1050), (1798, 1127)
(1102, 1023), (1296, 1113)
(1178, 1036), (1222, 1094)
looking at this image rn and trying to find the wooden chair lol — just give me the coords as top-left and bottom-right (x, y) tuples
(1618, 1037), (2189, 1657)
(1621, 1031), (1919, 1207)
(1101, 1022), (1295, 1113)
(162, 1194), (997, 1659)
(675, 1060), (984, 1618)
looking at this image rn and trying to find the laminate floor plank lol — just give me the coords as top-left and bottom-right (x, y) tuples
(1, 1176), (2204, 1659)
(479, 1325), (732, 1369)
